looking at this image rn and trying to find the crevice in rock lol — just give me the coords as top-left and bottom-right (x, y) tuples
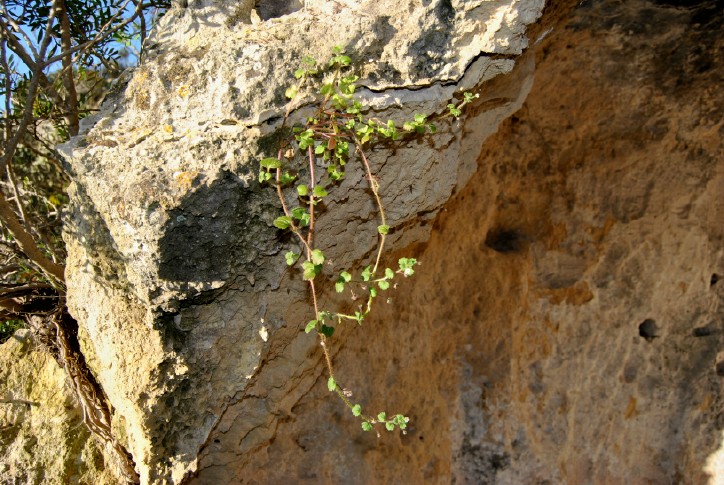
(51, 305), (141, 484)
(361, 52), (520, 95)
(692, 325), (717, 337)
(716, 359), (724, 377)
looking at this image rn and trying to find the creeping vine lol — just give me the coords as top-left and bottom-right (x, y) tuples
(259, 46), (478, 434)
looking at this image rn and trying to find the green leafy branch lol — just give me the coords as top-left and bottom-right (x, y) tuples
(259, 46), (477, 434)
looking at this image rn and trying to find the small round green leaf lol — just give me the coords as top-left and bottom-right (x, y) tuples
(297, 184), (309, 196)
(362, 422), (373, 432)
(305, 320), (317, 333)
(377, 412), (386, 422)
(285, 251), (300, 266)
(273, 216), (292, 229)
(327, 377), (337, 392)
(352, 404), (362, 417)
(260, 158), (282, 169)
(285, 85), (298, 99)
(302, 261), (321, 281)
(377, 224), (390, 235)
(361, 266), (372, 282)
(313, 185), (329, 198)
(311, 249), (325, 265)
(279, 171), (296, 184)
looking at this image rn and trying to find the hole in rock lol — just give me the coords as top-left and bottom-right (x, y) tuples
(256, 0), (303, 20)
(712, 273), (720, 287)
(213, 439), (220, 443)
(692, 325), (716, 337)
(716, 360), (724, 377)
(638, 319), (659, 342)
(485, 228), (525, 254)
(491, 452), (511, 470)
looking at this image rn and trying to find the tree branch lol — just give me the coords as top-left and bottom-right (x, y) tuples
(56, 0), (79, 136)
(0, 190), (65, 285)
(0, 0), (59, 174)
(43, 0), (139, 67)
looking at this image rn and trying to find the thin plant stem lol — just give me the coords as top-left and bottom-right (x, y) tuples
(306, 145), (315, 249)
(355, 143), (387, 275)
(275, 163), (311, 257)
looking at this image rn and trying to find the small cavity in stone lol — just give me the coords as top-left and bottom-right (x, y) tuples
(638, 319), (658, 342)
(716, 360), (724, 377)
(485, 228), (525, 254)
(692, 325), (715, 337)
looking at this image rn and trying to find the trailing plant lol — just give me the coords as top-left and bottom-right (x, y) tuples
(259, 46), (478, 434)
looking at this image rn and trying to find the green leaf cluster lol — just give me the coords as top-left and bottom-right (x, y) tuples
(447, 91), (480, 118)
(398, 257), (418, 277)
(403, 113), (436, 134)
(360, 412), (409, 433)
(258, 157), (281, 183)
(257, 46), (470, 435)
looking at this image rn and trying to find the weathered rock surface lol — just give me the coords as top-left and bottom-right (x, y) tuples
(56, 0), (543, 483)
(2, 0), (721, 483)
(0, 330), (116, 484)
(232, 1), (723, 483)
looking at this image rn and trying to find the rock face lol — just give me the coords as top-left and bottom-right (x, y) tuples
(0, 331), (116, 484)
(1, 0), (720, 483)
(188, 1), (724, 482)
(247, 1), (723, 483)
(56, 0), (543, 482)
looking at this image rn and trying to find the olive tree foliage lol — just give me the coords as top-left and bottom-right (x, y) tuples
(0, 0), (169, 340)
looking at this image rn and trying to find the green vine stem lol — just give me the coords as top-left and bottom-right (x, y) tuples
(259, 46), (477, 433)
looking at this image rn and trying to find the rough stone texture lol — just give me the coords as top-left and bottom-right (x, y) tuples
(3, 0), (721, 483)
(0, 330), (116, 484)
(57, 0), (543, 483)
(224, 1), (723, 483)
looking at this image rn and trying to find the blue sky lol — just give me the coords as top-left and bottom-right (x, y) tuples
(1, 2), (159, 117)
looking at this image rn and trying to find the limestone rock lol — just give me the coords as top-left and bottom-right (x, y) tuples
(222, 1), (723, 483)
(0, 330), (116, 484)
(57, 0), (543, 482)
(15, 0), (715, 483)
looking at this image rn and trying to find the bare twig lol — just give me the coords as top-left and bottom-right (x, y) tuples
(5, 164), (27, 225)
(56, 0), (79, 136)
(0, 0), (40, 59)
(0, 190), (64, 285)
(0, 32), (11, 146)
(355, 143), (387, 274)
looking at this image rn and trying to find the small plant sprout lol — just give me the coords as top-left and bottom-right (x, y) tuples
(259, 45), (476, 434)
(447, 91), (480, 118)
